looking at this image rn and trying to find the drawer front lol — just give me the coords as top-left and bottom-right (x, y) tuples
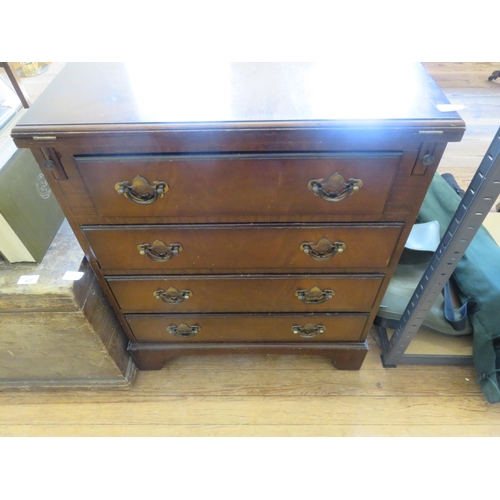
(108, 274), (384, 313)
(125, 313), (369, 343)
(84, 223), (402, 274)
(75, 153), (400, 219)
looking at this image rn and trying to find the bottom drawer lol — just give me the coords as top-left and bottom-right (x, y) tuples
(125, 313), (369, 343)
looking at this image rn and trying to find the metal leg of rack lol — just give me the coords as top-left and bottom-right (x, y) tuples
(380, 127), (500, 367)
(376, 325), (473, 366)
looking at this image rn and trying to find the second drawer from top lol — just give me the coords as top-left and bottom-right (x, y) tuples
(84, 223), (403, 274)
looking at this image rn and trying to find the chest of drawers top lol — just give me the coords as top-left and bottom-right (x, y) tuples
(12, 62), (464, 150)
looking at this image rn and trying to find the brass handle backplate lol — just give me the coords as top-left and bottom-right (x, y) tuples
(295, 286), (335, 304)
(308, 172), (362, 202)
(301, 238), (346, 261)
(291, 323), (325, 338)
(167, 323), (200, 338)
(137, 240), (182, 262)
(154, 287), (192, 304)
(115, 174), (168, 205)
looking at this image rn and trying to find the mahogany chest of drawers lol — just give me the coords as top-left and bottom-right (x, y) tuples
(12, 62), (465, 370)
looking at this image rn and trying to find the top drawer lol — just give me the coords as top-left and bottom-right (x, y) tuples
(75, 152), (401, 220)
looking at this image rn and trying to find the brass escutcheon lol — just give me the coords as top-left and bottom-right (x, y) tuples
(137, 240), (183, 262)
(153, 287), (192, 304)
(115, 174), (168, 205)
(308, 172), (362, 202)
(291, 323), (326, 338)
(295, 286), (335, 304)
(167, 323), (200, 338)
(300, 238), (346, 261)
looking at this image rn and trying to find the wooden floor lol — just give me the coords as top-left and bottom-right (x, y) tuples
(1, 62), (500, 437)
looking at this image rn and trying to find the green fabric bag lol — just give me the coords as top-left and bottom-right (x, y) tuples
(417, 173), (500, 403)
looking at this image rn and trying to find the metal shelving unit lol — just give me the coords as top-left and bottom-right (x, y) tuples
(377, 127), (500, 367)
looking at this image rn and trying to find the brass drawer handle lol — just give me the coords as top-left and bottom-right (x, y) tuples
(308, 172), (362, 202)
(167, 323), (200, 338)
(115, 174), (168, 205)
(295, 286), (334, 304)
(300, 237), (346, 261)
(154, 287), (192, 304)
(137, 239), (182, 262)
(291, 323), (325, 338)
